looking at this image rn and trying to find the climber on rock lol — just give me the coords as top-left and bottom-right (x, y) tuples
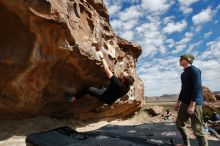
(64, 42), (134, 105)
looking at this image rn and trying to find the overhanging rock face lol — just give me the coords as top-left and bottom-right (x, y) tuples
(0, 0), (144, 120)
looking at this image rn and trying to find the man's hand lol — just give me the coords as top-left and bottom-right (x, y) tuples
(97, 51), (104, 59)
(187, 102), (195, 114)
(70, 96), (77, 103)
(174, 102), (180, 111)
(92, 42), (101, 51)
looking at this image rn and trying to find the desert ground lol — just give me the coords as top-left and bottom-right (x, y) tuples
(0, 102), (219, 146)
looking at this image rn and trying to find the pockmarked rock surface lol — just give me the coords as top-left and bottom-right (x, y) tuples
(0, 0), (144, 120)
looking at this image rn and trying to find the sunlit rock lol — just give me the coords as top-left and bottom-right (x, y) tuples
(0, 0), (144, 120)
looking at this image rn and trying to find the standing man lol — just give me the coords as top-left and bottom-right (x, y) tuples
(174, 54), (208, 146)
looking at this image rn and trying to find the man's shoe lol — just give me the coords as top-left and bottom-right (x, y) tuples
(69, 96), (76, 102)
(64, 94), (76, 103)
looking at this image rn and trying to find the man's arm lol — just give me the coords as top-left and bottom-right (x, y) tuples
(97, 51), (113, 79)
(187, 68), (201, 114)
(174, 100), (181, 111)
(188, 101), (196, 114)
(175, 85), (182, 111)
(191, 68), (202, 102)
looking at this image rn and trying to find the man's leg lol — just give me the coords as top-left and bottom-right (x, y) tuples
(176, 103), (191, 146)
(190, 105), (208, 146)
(65, 86), (106, 103)
(88, 87), (106, 100)
(64, 87), (88, 102)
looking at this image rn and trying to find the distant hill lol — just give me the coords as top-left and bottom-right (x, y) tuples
(145, 94), (178, 102)
(160, 94), (178, 98)
(145, 90), (220, 102)
(214, 91), (220, 94)
(214, 91), (220, 100)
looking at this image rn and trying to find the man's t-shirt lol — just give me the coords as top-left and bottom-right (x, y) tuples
(102, 75), (130, 105)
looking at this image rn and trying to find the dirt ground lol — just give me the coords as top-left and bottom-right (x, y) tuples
(141, 102), (220, 141)
(0, 102), (219, 146)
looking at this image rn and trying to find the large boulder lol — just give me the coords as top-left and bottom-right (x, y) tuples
(202, 86), (216, 102)
(0, 0), (144, 120)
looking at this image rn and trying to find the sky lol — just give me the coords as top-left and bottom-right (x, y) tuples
(104, 0), (220, 96)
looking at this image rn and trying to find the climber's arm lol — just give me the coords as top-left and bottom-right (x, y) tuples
(97, 50), (113, 79)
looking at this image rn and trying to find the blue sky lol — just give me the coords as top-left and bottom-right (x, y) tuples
(104, 0), (220, 96)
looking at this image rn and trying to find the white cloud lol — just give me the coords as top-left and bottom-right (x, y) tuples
(182, 7), (193, 14)
(159, 46), (166, 54)
(135, 22), (158, 33)
(165, 39), (175, 48)
(123, 19), (139, 30)
(187, 41), (202, 53)
(118, 6), (142, 21)
(163, 16), (175, 25)
(144, 31), (161, 39)
(141, 42), (159, 57)
(178, 0), (199, 14)
(163, 20), (187, 34)
(137, 58), (182, 96)
(172, 44), (186, 54)
(201, 38), (220, 59)
(110, 19), (123, 30)
(105, 0), (121, 7)
(172, 32), (193, 54)
(194, 25), (202, 32)
(108, 5), (121, 16)
(204, 31), (213, 38)
(192, 8), (213, 25)
(141, 0), (174, 15)
(179, 0), (199, 6)
(207, 39), (220, 55)
(178, 32), (193, 44)
(107, 5), (142, 40)
(134, 21), (167, 57)
(120, 31), (134, 41)
(106, 0), (138, 4)
(142, 27), (166, 56)
(213, 4), (220, 15)
(146, 15), (161, 22)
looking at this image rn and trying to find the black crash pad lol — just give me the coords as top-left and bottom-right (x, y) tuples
(26, 122), (220, 146)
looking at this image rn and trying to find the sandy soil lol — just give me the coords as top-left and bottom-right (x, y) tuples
(0, 102), (219, 146)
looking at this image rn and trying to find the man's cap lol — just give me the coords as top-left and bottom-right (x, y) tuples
(180, 54), (194, 64)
